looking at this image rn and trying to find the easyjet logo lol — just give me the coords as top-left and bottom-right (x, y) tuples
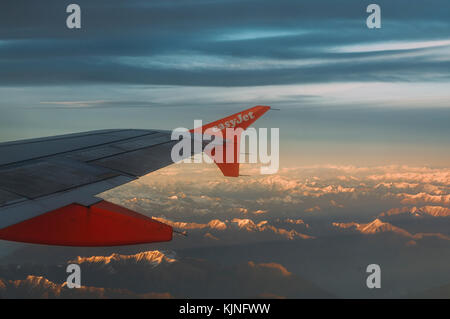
(212, 112), (255, 132)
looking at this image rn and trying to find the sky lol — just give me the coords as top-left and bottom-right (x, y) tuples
(1, 1), (450, 299)
(0, 0), (449, 167)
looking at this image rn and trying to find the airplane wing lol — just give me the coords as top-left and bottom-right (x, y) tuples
(0, 106), (271, 247)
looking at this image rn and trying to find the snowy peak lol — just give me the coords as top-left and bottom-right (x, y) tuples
(71, 250), (176, 268)
(359, 218), (398, 234)
(380, 206), (450, 218)
(12, 275), (59, 290)
(333, 218), (450, 241)
(333, 219), (412, 237)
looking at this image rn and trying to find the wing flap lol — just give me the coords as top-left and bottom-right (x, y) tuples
(92, 140), (178, 177)
(0, 189), (26, 207)
(62, 131), (169, 162)
(0, 200), (172, 246)
(0, 175), (134, 228)
(0, 129), (164, 166)
(0, 158), (120, 199)
(110, 132), (172, 152)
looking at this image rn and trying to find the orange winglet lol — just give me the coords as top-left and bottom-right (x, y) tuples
(0, 201), (172, 246)
(190, 105), (271, 177)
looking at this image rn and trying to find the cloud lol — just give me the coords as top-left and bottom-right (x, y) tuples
(39, 100), (161, 109)
(1, 0), (450, 88)
(331, 39), (450, 53)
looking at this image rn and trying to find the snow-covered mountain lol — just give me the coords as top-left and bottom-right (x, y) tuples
(332, 218), (450, 241)
(380, 206), (450, 218)
(71, 250), (176, 269)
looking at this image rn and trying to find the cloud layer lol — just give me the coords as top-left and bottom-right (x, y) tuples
(1, 0), (449, 98)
